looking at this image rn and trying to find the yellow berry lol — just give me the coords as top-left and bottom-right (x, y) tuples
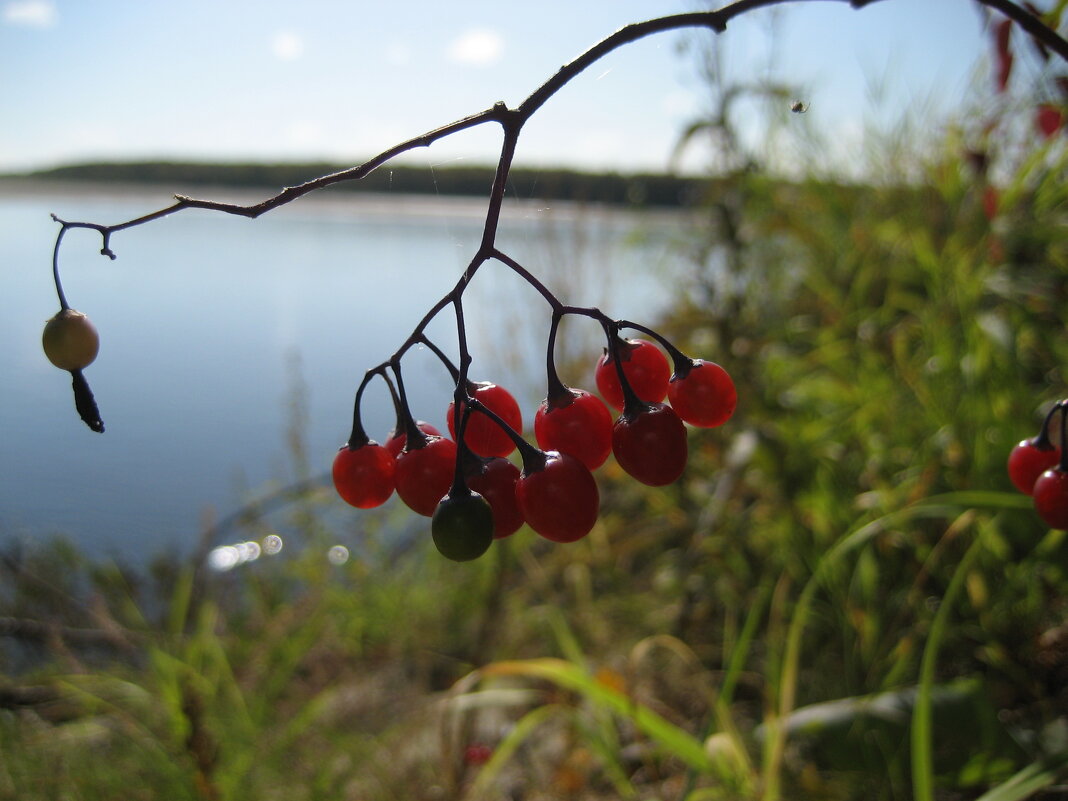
(42, 308), (99, 371)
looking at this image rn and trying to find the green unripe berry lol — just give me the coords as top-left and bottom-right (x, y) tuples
(431, 491), (494, 562)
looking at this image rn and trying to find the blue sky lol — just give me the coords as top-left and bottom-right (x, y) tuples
(1, 1), (991, 175)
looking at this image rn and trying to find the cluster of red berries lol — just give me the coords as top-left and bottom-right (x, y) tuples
(1007, 400), (1068, 530)
(332, 335), (736, 561)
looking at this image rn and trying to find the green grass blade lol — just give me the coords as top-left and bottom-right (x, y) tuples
(973, 757), (1068, 801)
(480, 658), (712, 772)
(911, 524), (985, 801)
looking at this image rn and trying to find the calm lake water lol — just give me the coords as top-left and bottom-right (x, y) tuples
(0, 181), (695, 564)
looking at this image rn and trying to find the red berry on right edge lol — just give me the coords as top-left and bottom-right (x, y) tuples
(595, 339), (671, 411)
(332, 442), (396, 509)
(612, 403), (688, 487)
(515, 451), (599, 543)
(1033, 468), (1068, 529)
(533, 389), (613, 470)
(394, 436), (457, 516)
(1007, 438), (1061, 495)
(667, 360), (737, 428)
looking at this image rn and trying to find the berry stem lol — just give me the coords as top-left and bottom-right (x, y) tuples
(390, 361), (429, 450)
(1057, 402), (1068, 472)
(544, 311), (572, 409)
(382, 370), (419, 445)
(1035, 399), (1065, 451)
(618, 318), (694, 378)
(345, 368), (383, 449)
(492, 249), (565, 313)
(602, 322), (646, 418)
(418, 335), (461, 384)
(466, 395), (545, 472)
(449, 296), (477, 496)
(50, 225), (71, 312)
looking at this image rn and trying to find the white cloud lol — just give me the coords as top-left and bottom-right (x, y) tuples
(271, 31), (304, 61)
(446, 28), (503, 67)
(3, 0), (57, 28)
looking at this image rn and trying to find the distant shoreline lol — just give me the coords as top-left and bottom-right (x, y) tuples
(1, 160), (708, 210)
(0, 175), (699, 227)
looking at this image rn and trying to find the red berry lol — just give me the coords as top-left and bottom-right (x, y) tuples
(384, 420), (442, 457)
(1036, 103), (1064, 139)
(667, 360), (737, 428)
(463, 743), (493, 766)
(612, 403), (688, 487)
(1007, 438), (1061, 495)
(466, 456), (525, 538)
(447, 382), (523, 458)
(533, 389), (613, 470)
(982, 186), (999, 221)
(1033, 468), (1068, 529)
(332, 442), (395, 509)
(394, 435), (457, 516)
(515, 451), (599, 543)
(595, 339), (671, 411)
